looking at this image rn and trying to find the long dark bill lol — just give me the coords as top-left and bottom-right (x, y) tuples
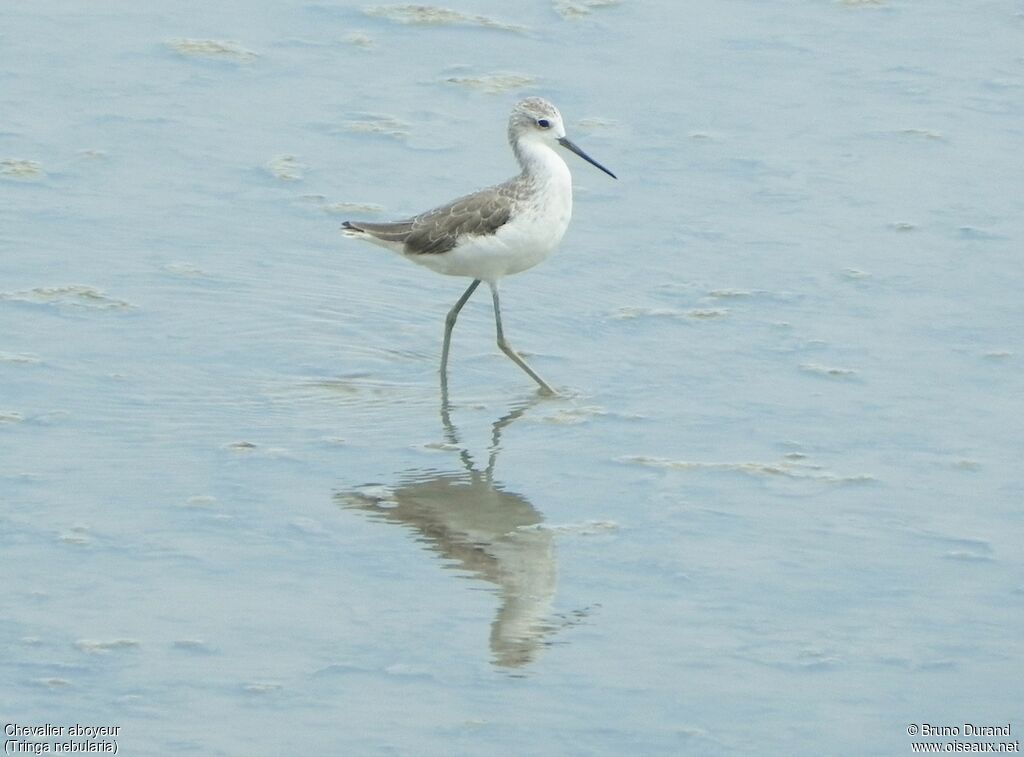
(557, 137), (617, 179)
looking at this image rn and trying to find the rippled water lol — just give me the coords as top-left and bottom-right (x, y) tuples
(2, 1), (1022, 754)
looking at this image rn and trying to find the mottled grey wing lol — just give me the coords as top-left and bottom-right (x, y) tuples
(404, 185), (514, 255)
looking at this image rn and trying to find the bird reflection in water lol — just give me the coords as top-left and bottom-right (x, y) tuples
(336, 397), (559, 669)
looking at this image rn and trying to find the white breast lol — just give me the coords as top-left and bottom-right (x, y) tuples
(410, 142), (575, 282)
(498, 165), (573, 274)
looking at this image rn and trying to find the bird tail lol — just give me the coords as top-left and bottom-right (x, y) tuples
(341, 220), (414, 243)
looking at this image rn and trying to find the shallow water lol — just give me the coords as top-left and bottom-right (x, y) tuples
(2, 1), (1022, 754)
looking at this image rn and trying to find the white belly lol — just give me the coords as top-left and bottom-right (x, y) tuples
(411, 170), (574, 283)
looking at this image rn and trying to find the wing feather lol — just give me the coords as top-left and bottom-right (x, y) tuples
(344, 180), (520, 256)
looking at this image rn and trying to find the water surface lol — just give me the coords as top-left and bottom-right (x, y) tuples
(2, 1), (1022, 754)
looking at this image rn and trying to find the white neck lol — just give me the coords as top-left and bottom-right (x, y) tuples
(513, 137), (572, 189)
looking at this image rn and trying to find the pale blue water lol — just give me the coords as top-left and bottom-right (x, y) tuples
(2, 1), (1022, 755)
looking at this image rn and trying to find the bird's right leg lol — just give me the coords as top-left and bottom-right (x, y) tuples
(441, 279), (482, 389)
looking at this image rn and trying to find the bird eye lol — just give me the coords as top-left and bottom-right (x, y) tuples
(536, 118), (551, 129)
